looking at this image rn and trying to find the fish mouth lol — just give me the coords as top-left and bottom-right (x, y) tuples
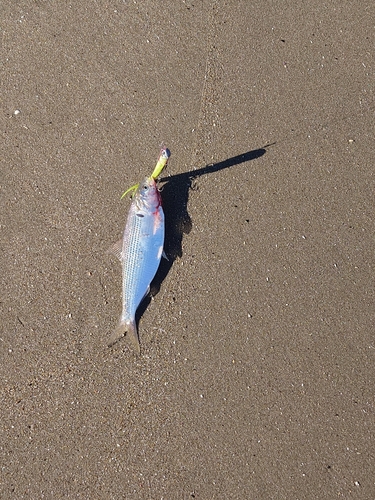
(120, 147), (170, 200)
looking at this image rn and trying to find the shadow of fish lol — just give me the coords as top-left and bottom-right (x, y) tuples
(108, 176), (165, 354)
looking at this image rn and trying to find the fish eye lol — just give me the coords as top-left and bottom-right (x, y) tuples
(142, 184), (148, 190)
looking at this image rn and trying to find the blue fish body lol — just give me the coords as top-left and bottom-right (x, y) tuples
(109, 176), (164, 353)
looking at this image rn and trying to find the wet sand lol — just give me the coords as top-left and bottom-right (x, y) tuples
(1, 1), (374, 498)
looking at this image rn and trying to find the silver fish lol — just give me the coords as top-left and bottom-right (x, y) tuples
(108, 175), (165, 353)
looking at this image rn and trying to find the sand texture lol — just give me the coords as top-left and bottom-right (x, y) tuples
(1, 1), (374, 498)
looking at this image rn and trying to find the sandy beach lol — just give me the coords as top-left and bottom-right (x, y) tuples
(1, 1), (374, 498)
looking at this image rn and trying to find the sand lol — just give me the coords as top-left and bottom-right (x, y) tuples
(1, 1), (374, 498)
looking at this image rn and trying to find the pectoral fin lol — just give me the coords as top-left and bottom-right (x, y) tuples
(108, 240), (123, 261)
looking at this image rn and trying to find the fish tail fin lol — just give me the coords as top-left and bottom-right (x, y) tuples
(108, 318), (140, 355)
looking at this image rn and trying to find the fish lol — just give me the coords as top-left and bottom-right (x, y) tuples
(108, 148), (170, 353)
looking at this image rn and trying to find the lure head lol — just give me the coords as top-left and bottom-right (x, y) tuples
(120, 146), (170, 201)
(134, 176), (161, 211)
(151, 147), (170, 179)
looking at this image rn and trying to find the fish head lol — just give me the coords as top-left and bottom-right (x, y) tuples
(135, 177), (161, 211)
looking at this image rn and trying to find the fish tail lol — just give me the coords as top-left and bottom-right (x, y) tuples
(108, 318), (140, 355)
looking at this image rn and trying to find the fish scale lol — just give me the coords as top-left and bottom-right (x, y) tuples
(121, 195), (164, 321)
(108, 152), (168, 354)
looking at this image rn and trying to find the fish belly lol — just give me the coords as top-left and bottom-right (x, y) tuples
(121, 204), (164, 321)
